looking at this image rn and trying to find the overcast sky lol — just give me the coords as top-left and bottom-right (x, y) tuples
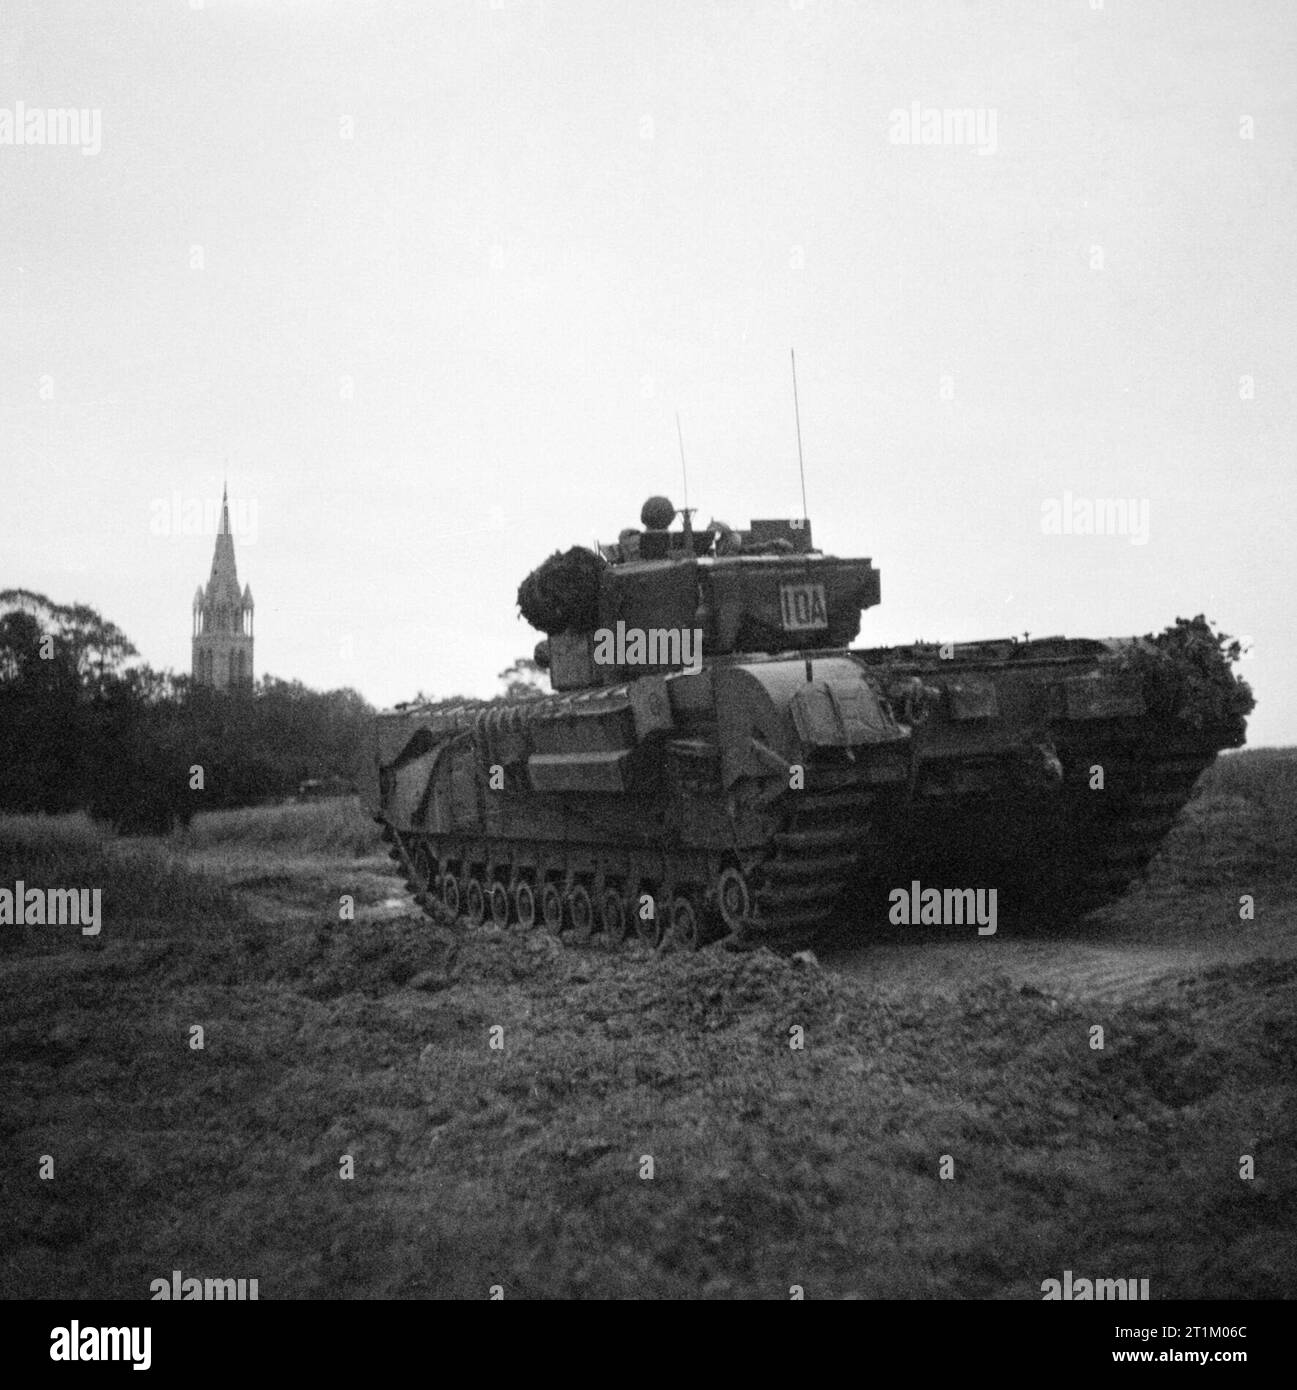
(2, 0), (1293, 744)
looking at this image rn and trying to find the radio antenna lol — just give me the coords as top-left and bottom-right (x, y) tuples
(790, 348), (809, 521)
(675, 411), (689, 513)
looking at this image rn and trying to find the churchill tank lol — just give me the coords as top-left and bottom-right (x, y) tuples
(366, 496), (1253, 953)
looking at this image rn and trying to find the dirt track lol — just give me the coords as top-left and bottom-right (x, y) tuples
(822, 891), (1296, 1004)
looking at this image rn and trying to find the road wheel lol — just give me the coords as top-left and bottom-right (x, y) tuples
(670, 894), (703, 951)
(716, 866), (752, 934)
(541, 881), (565, 934)
(514, 880), (536, 929)
(568, 884), (595, 942)
(465, 877), (487, 927)
(600, 887), (629, 945)
(489, 882), (510, 928)
(635, 883), (664, 946)
(441, 873), (461, 918)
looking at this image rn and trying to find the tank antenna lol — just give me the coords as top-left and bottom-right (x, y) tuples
(676, 411), (695, 534)
(791, 348), (809, 522)
(676, 411), (689, 512)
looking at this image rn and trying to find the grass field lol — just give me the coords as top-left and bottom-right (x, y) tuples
(182, 795), (384, 861)
(0, 755), (1293, 1299)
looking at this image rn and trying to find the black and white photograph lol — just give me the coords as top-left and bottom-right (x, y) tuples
(1, 0), (1291, 1354)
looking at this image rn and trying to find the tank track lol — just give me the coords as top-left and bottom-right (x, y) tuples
(376, 748), (1214, 954)
(746, 771), (877, 951)
(1049, 749), (1214, 912)
(376, 771), (880, 955)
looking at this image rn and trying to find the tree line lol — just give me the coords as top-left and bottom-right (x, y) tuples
(0, 589), (374, 832)
(0, 590), (550, 834)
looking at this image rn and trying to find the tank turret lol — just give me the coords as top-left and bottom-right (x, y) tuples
(518, 496), (882, 691)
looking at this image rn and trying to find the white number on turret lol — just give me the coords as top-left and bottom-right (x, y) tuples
(779, 582), (828, 631)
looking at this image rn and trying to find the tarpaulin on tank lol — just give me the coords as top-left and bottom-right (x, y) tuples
(713, 657), (904, 787)
(790, 670), (906, 748)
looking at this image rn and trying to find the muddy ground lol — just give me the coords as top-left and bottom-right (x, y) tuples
(1, 752), (1294, 1299)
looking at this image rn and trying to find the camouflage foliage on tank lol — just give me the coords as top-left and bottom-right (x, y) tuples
(516, 547), (606, 637)
(1116, 615), (1254, 744)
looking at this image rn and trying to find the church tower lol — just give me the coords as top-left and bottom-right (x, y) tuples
(192, 484), (254, 689)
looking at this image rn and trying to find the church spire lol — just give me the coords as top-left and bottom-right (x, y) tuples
(193, 478), (254, 690)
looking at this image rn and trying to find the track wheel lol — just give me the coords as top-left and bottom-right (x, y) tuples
(568, 884), (595, 942)
(541, 882), (566, 935)
(465, 877), (487, 927)
(489, 882), (510, 928)
(670, 894), (703, 952)
(716, 867), (752, 934)
(636, 886), (664, 947)
(600, 888), (629, 945)
(514, 881), (537, 929)
(441, 873), (461, 918)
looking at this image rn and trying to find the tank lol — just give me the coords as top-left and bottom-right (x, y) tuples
(366, 497), (1254, 952)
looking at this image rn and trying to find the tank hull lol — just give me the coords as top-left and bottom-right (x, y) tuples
(369, 627), (1247, 951)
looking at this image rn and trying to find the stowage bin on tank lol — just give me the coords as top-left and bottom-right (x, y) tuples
(367, 497), (1254, 952)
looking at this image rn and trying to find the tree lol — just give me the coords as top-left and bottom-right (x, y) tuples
(0, 589), (137, 697)
(55, 602), (138, 692)
(497, 656), (548, 701)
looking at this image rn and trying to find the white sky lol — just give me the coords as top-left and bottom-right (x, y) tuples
(2, 0), (1293, 744)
